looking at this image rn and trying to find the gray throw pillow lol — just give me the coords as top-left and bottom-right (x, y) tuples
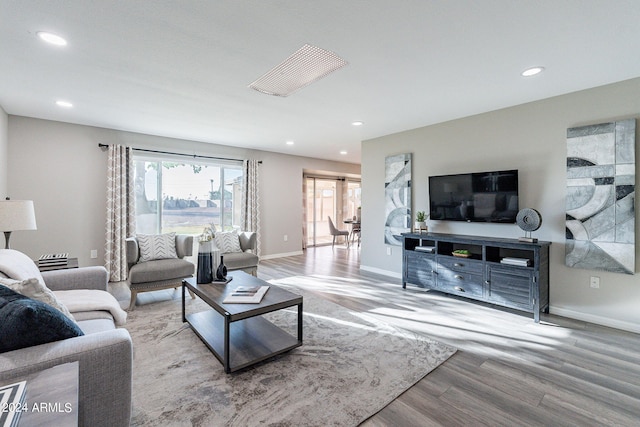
(214, 230), (242, 253)
(137, 233), (178, 262)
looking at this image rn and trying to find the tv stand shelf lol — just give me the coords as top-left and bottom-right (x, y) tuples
(402, 232), (551, 322)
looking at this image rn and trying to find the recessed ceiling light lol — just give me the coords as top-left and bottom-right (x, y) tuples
(352, 121), (364, 126)
(37, 31), (67, 46)
(340, 150), (347, 155)
(56, 100), (73, 108)
(286, 141), (294, 145)
(521, 66), (544, 77)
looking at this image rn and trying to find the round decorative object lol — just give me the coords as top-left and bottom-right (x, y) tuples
(516, 208), (542, 232)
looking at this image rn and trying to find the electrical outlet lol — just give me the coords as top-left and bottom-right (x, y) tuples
(90, 249), (98, 259)
(590, 276), (600, 289)
(386, 247), (392, 256)
(284, 235), (288, 242)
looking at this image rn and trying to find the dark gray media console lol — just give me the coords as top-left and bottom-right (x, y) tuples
(402, 232), (551, 322)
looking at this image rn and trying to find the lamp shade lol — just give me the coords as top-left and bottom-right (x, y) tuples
(0, 200), (37, 232)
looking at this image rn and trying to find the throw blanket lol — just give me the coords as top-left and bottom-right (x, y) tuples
(55, 290), (128, 326)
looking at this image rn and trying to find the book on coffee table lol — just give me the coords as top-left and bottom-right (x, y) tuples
(223, 285), (269, 304)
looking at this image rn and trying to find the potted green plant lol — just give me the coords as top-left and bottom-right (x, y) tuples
(415, 211), (428, 232)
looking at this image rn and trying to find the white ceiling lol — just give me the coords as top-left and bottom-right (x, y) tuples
(2, 1), (640, 164)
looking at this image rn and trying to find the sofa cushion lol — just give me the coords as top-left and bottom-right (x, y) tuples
(76, 318), (117, 335)
(215, 230), (242, 253)
(137, 233), (178, 262)
(0, 285), (84, 353)
(129, 258), (194, 284)
(0, 277), (74, 321)
(222, 252), (259, 270)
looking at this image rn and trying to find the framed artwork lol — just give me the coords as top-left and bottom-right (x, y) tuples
(566, 119), (636, 274)
(384, 153), (412, 245)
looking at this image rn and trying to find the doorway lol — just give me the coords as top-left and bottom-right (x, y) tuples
(304, 176), (361, 247)
(305, 177), (337, 246)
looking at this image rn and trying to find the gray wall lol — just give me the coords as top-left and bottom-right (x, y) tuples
(361, 77), (640, 333)
(0, 107), (7, 197)
(7, 116), (359, 265)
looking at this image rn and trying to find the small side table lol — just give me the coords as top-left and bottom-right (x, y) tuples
(37, 258), (79, 272)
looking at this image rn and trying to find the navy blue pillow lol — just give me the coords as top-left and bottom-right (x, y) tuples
(0, 284), (84, 353)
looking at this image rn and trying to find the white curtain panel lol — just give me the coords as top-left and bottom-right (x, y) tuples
(105, 145), (135, 281)
(241, 159), (260, 256)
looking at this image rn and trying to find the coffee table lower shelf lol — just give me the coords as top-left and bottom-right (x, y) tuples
(185, 309), (302, 373)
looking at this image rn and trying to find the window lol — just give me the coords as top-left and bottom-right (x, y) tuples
(133, 156), (243, 235)
(346, 180), (361, 220)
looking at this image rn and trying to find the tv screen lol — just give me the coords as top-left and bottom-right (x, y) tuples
(428, 170), (519, 223)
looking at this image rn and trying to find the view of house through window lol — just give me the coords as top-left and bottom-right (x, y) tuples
(134, 157), (243, 236)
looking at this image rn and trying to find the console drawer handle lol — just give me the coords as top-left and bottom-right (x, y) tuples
(454, 263), (464, 267)
(454, 286), (465, 292)
(454, 274), (464, 280)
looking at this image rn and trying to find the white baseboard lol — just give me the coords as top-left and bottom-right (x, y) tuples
(550, 306), (640, 334)
(260, 251), (304, 260)
(359, 264), (402, 279)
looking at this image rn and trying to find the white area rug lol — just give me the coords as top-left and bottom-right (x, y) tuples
(126, 282), (456, 426)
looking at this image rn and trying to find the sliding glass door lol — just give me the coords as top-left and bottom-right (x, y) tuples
(305, 177), (338, 247)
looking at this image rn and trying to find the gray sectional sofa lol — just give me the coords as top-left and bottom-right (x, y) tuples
(0, 249), (132, 427)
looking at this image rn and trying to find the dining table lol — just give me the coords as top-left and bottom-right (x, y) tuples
(343, 219), (361, 246)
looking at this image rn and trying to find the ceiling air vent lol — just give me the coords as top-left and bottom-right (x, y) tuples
(248, 44), (348, 97)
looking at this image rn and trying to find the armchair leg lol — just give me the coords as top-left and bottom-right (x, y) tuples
(128, 290), (138, 311)
(175, 286), (195, 299)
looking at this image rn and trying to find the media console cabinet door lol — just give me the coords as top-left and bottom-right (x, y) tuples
(486, 265), (535, 310)
(404, 251), (436, 288)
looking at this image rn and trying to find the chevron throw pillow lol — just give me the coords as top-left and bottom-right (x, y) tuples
(137, 233), (178, 262)
(214, 230), (242, 254)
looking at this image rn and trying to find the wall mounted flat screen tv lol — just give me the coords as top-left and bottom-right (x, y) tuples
(428, 170), (519, 223)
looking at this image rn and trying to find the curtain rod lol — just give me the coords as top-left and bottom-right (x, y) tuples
(97, 143), (261, 163)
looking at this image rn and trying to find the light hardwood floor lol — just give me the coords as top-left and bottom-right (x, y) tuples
(258, 246), (640, 427)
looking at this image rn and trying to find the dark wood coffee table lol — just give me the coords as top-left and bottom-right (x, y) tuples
(182, 271), (303, 373)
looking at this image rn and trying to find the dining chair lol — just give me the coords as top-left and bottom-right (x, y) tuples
(328, 216), (349, 248)
(350, 222), (361, 247)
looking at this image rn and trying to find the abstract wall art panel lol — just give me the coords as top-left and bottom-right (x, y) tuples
(384, 153), (412, 245)
(566, 119), (636, 274)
